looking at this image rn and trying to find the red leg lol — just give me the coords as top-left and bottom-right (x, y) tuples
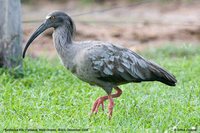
(111, 87), (122, 98)
(91, 87), (122, 117)
(108, 95), (114, 119)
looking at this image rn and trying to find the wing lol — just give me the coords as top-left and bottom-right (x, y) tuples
(89, 43), (177, 86)
(89, 44), (150, 84)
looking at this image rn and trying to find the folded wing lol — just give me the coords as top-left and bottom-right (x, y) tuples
(90, 44), (177, 86)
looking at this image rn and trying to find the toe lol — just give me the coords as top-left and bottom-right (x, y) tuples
(91, 98), (100, 114)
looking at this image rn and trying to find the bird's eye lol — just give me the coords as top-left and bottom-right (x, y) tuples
(50, 16), (55, 20)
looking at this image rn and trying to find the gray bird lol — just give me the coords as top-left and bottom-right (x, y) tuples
(23, 11), (177, 119)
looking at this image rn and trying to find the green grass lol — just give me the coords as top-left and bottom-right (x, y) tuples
(0, 44), (200, 132)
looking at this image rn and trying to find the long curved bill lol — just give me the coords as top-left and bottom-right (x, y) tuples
(22, 23), (48, 58)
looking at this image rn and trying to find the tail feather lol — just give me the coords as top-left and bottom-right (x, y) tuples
(148, 61), (177, 86)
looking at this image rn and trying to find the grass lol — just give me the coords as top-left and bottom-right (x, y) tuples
(0, 44), (200, 132)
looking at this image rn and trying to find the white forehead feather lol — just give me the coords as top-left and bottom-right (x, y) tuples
(45, 15), (51, 19)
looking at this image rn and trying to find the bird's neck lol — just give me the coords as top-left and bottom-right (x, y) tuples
(53, 25), (75, 69)
(53, 24), (74, 70)
(53, 25), (74, 48)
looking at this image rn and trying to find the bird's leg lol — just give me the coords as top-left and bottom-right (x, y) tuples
(108, 95), (114, 119)
(110, 87), (122, 98)
(101, 87), (122, 111)
(91, 87), (122, 115)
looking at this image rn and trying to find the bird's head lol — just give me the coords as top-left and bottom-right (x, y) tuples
(23, 11), (75, 58)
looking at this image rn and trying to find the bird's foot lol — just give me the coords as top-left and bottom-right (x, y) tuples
(90, 87), (122, 119)
(91, 96), (108, 115)
(90, 95), (114, 119)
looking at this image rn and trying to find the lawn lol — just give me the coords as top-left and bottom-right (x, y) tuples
(0, 44), (199, 132)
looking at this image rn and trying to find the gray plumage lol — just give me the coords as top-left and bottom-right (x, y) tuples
(23, 11), (177, 95)
(58, 40), (177, 94)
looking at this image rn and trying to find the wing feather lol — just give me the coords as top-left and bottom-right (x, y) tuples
(89, 44), (150, 84)
(89, 43), (177, 86)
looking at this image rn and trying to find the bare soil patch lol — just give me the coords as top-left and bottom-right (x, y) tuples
(22, 1), (200, 58)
